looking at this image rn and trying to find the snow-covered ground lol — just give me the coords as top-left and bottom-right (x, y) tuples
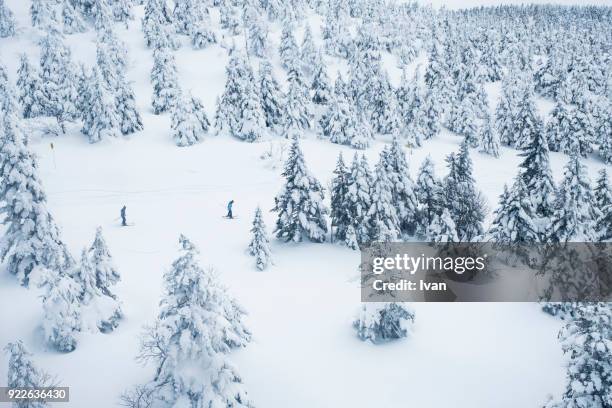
(0, 0), (610, 407)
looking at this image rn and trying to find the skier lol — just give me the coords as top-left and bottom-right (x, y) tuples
(120, 206), (127, 226)
(226, 200), (234, 219)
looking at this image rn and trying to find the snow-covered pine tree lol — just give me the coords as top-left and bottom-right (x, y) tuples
(41, 274), (82, 352)
(513, 86), (543, 150)
(319, 93), (354, 146)
(125, 235), (253, 407)
(0, 64), (17, 117)
(248, 207), (272, 270)
(330, 153), (352, 243)
(283, 66), (312, 133)
(190, 18), (216, 49)
(311, 64), (332, 106)
(0, 114), (73, 287)
(88, 226), (120, 298)
(237, 71), (266, 142)
(561, 100), (595, 158)
(350, 113), (374, 150)
(244, 6), (267, 57)
(300, 24), (318, 79)
(479, 112), (500, 157)
(383, 137), (419, 235)
(353, 302), (415, 343)
(517, 120), (556, 227)
(279, 24), (299, 71)
(5, 341), (54, 398)
(495, 72), (521, 147)
(142, 0), (178, 50)
(594, 169), (612, 241)
(545, 100), (571, 152)
(426, 208), (459, 243)
(550, 303), (612, 408)
(171, 94), (208, 146)
(415, 156), (442, 237)
(488, 179), (539, 246)
(81, 68), (121, 143)
(73, 248), (122, 333)
(0, 0), (16, 37)
(91, 0), (113, 32)
(31, 0), (58, 30)
(346, 153), (373, 244)
(173, 0), (205, 34)
(370, 72), (401, 136)
(115, 77), (143, 135)
(442, 141), (486, 241)
(16, 54), (44, 119)
(215, 52), (248, 136)
(367, 159), (400, 242)
(258, 60), (284, 129)
(112, 0), (134, 26)
(272, 137), (328, 242)
(219, 1), (240, 35)
(548, 153), (599, 243)
(39, 31), (79, 128)
(150, 46), (181, 115)
(62, 0), (87, 34)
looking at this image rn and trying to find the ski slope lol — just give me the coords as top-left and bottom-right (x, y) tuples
(0, 1), (609, 406)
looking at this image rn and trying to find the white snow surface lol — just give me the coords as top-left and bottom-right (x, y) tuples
(1, 1), (610, 407)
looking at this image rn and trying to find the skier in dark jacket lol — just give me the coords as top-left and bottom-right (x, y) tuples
(226, 200), (234, 219)
(120, 206), (127, 226)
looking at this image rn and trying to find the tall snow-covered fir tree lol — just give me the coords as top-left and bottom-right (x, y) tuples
(311, 64), (332, 106)
(61, 0), (87, 35)
(300, 24), (319, 79)
(150, 46), (181, 115)
(561, 100), (596, 158)
(594, 168), (612, 241)
(415, 156), (442, 237)
(236, 69), (266, 142)
(244, 6), (268, 58)
(381, 138), (419, 235)
(248, 207), (272, 271)
(31, 0), (58, 30)
(0, 0), (16, 37)
(511, 86), (543, 150)
(125, 235), (253, 408)
(545, 100), (572, 152)
(442, 141), (486, 241)
(72, 247), (122, 333)
(80, 68), (121, 143)
(142, 0), (178, 50)
(319, 93), (355, 147)
(0, 113), (73, 287)
(171, 93), (209, 146)
(330, 153), (352, 244)
(367, 158), (400, 242)
(279, 23), (299, 71)
(478, 112), (500, 157)
(5, 340), (55, 398)
(258, 60), (284, 130)
(283, 66), (313, 133)
(112, 0), (134, 26)
(88, 226), (120, 299)
(548, 153), (599, 243)
(41, 273), (82, 352)
(272, 137), (328, 242)
(517, 120), (556, 231)
(173, 0), (206, 34)
(215, 52), (250, 137)
(39, 31), (79, 129)
(16, 53), (44, 119)
(345, 153), (373, 244)
(115, 77), (144, 136)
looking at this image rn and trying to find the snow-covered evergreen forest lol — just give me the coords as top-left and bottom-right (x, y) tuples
(0, 0), (611, 406)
